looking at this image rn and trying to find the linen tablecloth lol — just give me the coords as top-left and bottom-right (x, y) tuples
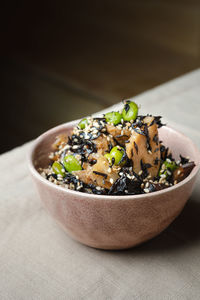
(1, 70), (200, 300)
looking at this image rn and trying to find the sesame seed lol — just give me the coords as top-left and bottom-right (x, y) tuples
(141, 183), (144, 188)
(174, 180), (178, 185)
(144, 188), (150, 193)
(167, 170), (171, 176)
(161, 164), (166, 170)
(145, 182), (150, 188)
(160, 174), (166, 178)
(138, 170), (143, 175)
(177, 170), (181, 175)
(166, 158), (171, 163)
(108, 168), (111, 173)
(72, 145), (79, 149)
(110, 178), (114, 184)
(148, 150), (152, 155)
(96, 186), (101, 191)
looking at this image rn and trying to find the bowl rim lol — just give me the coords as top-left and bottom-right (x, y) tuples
(28, 120), (200, 201)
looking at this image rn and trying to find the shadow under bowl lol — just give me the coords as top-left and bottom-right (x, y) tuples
(28, 121), (200, 250)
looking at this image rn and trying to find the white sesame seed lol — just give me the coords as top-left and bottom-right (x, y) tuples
(177, 170), (181, 175)
(144, 188), (150, 193)
(108, 168), (111, 173)
(146, 182), (150, 188)
(166, 158), (171, 163)
(96, 186), (101, 191)
(161, 164), (166, 170)
(160, 174), (166, 178)
(174, 180), (178, 185)
(110, 178), (114, 184)
(167, 170), (171, 176)
(138, 170), (143, 175)
(72, 145), (79, 149)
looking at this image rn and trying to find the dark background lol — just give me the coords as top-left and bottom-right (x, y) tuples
(1, 0), (200, 153)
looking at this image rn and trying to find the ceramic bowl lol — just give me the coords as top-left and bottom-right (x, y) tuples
(28, 121), (200, 250)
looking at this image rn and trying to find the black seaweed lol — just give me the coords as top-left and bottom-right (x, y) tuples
(124, 103), (130, 113)
(180, 155), (189, 165)
(93, 171), (108, 179)
(154, 157), (159, 165)
(108, 173), (142, 195)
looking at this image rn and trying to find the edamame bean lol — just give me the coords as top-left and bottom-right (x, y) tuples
(78, 118), (89, 129)
(110, 146), (126, 166)
(52, 161), (65, 176)
(63, 155), (82, 172)
(105, 111), (122, 125)
(122, 101), (138, 121)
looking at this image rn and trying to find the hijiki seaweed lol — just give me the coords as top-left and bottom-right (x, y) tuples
(40, 106), (195, 196)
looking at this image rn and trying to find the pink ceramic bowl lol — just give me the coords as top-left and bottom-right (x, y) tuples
(28, 121), (200, 250)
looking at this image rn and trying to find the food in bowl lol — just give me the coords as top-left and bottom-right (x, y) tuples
(39, 101), (195, 195)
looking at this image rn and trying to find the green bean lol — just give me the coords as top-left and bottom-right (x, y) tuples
(52, 161), (65, 176)
(78, 118), (89, 129)
(122, 101), (138, 121)
(105, 111), (122, 125)
(110, 146), (126, 166)
(63, 155), (82, 172)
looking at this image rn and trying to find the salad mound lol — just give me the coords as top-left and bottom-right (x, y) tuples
(40, 101), (195, 195)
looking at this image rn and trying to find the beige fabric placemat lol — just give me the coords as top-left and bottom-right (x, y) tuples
(1, 70), (200, 300)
